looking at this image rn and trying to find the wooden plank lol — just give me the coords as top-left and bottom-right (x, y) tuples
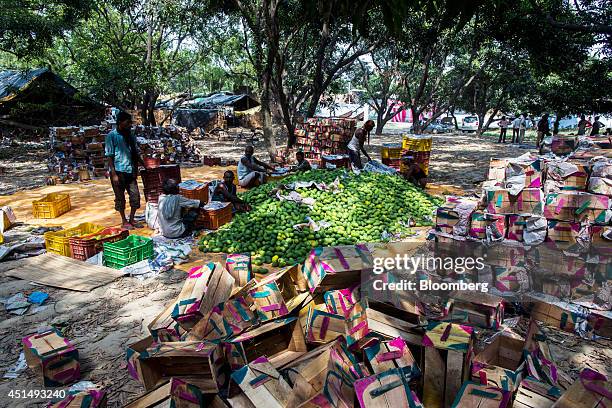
(5, 253), (123, 291)
(424, 347), (445, 408)
(445, 350), (464, 408)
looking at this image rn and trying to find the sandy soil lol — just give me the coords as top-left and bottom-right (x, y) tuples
(1, 126), (607, 408)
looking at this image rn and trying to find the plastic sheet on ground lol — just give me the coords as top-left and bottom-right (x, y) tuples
(2, 292), (29, 315)
(363, 159), (398, 175)
(3, 352), (27, 379)
(0, 237), (46, 261)
(292, 217), (331, 232)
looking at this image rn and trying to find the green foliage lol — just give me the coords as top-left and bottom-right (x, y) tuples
(0, 0), (93, 57)
(198, 170), (443, 266)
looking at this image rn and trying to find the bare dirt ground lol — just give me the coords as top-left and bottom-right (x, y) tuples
(1, 125), (607, 407)
(0, 141), (48, 195)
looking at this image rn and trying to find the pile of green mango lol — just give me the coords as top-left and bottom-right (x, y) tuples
(198, 169), (443, 266)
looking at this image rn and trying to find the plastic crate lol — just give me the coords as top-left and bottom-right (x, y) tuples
(44, 222), (105, 257)
(381, 143), (403, 159)
(402, 135), (432, 152)
(321, 155), (350, 169)
(69, 227), (129, 261)
(382, 157), (402, 169)
(196, 203), (232, 230)
(141, 165), (182, 203)
(144, 157), (161, 169)
(103, 235), (154, 269)
(32, 193), (71, 219)
(179, 181), (209, 203)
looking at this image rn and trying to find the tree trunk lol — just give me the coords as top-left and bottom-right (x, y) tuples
(375, 109), (385, 135)
(411, 107), (421, 134)
(260, 74), (277, 159)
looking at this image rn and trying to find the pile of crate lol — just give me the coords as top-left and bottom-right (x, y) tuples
(141, 164), (182, 203)
(380, 135), (432, 175)
(293, 117), (356, 166)
(49, 125), (108, 178)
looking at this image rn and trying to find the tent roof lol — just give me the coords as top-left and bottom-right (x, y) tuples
(189, 92), (259, 111)
(0, 68), (78, 103)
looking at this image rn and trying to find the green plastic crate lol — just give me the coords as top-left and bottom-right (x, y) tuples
(103, 235), (153, 269)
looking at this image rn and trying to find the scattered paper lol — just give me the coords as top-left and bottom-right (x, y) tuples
(3, 352), (27, 379)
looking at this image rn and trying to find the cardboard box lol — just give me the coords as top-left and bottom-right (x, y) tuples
(22, 328), (80, 387)
(345, 298), (422, 350)
(485, 188), (515, 214)
(515, 188), (544, 214)
(226, 253), (252, 288)
(302, 244), (371, 293)
(248, 266), (308, 322)
(126, 338), (225, 392)
(225, 316), (307, 370)
(513, 376), (562, 408)
(544, 191), (610, 223)
(506, 215), (527, 242)
(506, 158), (543, 189)
(591, 225), (612, 256)
(172, 262), (234, 330)
(444, 291), (504, 330)
(545, 220), (590, 251)
(488, 158), (510, 182)
(123, 378), (225, 408)
(422, 322), (474, 408)
(471, 334), (525, 391)
(523, 293), (589, 333)
(354, 368), (425, 408)
(363, 337), (420, 381)
(46, 388), (106, 408)
(526, 245), (588, 278)
(493, 265), (529, 293)
(485, 242), (526, 269)
(231, 356), (293, 408)
(468, 211), (506, 241)
(552, 368), (611, 408)
(435, 197), (478, 236)
(450, 382), (510, 408)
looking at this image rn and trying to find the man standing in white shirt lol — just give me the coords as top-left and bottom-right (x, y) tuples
(511, 114), (521, 144)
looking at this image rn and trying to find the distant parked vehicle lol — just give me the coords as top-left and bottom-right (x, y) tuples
(460, 115), (479, 132)
(409, 120), (453, 134)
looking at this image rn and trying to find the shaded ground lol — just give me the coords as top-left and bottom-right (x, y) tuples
(3, 125), (605, 408)
(0, 141), (48, 195)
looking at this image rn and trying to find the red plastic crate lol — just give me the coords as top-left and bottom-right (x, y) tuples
(69, 227), (129, 261)
(141, 165), (182, 202)
(196, 203), (232, 230)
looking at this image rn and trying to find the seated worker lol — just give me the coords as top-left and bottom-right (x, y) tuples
(158, 178), (203, 238)
(237, 145), (275, 188)
(211, 170), (252, 213)
(401, 155), (428, 188)
(291, 151), (312, 172)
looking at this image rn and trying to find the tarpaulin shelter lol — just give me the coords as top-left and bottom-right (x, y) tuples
(0, 68), (104, 127)
(187, 92), (259, 111)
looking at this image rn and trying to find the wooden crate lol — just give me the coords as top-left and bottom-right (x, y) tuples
(302, 244), (371, 293)
(225, 316), (307, 370)
(363, 336), (420, 381)
(345, 298), (422, 350)
(471, 334), (525, 391)
(298, 295), (345, 345)
(354, 368), (425, 408)
(22, 328), (80, 387)
(523, 293), (589, 333)
(323, 285), (360, 317)
(450, 381), (510, 408)
(124, 378), (227, 408)
(197, 296), (258, 342)
(248, 265), (308, 322)
(280, 338), (364, 407)
(148, 296), (185, 342)
(552, 368), (611, 408)
(47, 388), (107, 408)
(513, 376), (561, 408)
(422, 322), (474, 408)
(172, 262), (234, 331)
(126, 339), (225, 393)
(231, 356), (293, 408)
(444, 290), (505, 330)
(226, 253), (252, 287)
